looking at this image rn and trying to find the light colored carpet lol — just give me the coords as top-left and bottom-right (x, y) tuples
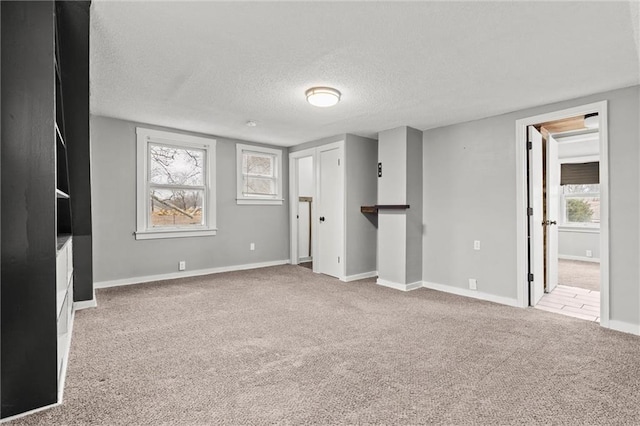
(11, 265), (640, 425)
(558, 259), (600, 292)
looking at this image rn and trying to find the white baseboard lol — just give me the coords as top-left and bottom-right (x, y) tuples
(606, 319), (640, 336)
(422, 281), (520, 307)
(95, 259), (290, 289)
(298, 256), (312, 263)
(343, 271), (377, 282)
(377, 278), (422, 292)
(74, 296), (97, 310)
(558, 255), (600, 263)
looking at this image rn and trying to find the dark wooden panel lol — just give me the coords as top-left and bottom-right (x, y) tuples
(57, 1), (92, 302)
(1, 1), (59, 417)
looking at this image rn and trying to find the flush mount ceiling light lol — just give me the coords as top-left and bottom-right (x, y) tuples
(246, 120), (257, 127)
(305, 86), (341, 107)
(584, 113), (599, 129)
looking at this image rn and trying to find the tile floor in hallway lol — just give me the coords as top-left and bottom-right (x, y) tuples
(535, 284), (600, 322)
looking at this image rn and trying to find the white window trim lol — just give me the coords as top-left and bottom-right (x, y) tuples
(236, 143), (283, 205)
(560, 190), (600, 229)
(136, 127), (217, 240)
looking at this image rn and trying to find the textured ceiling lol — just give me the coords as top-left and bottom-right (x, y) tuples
(90, 1), (639, 147)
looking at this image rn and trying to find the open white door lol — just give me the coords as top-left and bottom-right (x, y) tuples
(529, 126), (544, 305)
(546, 134), (560, 293)
(317, 144), (344, 279)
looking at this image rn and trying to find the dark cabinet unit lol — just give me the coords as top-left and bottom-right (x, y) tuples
(1, 0), (91, 419)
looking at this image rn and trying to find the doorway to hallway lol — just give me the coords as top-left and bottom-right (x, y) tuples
(516, 101), (608, 325)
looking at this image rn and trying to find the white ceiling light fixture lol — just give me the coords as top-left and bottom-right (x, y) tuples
(305, 86), (341, 107)
(246, 120), (257, 127)
(584, 113), (599, 129)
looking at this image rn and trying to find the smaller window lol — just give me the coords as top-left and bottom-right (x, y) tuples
(236, 144), (283, 205)
(561, 184), (600, 227)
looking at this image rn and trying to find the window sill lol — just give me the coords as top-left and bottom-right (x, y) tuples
(236, 198), (283, 206)
(558, 225), (600, 234)
(135, 228), (217, 240)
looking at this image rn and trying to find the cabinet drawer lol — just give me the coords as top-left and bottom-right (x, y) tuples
(67, 239), (73, 283)
(56, 243), (68, 293)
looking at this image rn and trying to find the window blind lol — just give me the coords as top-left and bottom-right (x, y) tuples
(560, 162), (599, 185)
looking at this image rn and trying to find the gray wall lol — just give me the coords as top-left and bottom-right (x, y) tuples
(377, 127), (407, 205)
(91, 115), (289, 283)
(345, 134), (378, 276)
(558, 229), (600, 260)
(423, 85), (639, 326)
(406, 127), (423, 284)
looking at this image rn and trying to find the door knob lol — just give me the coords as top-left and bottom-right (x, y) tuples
(319, 216), (325, 222)
(550, 220), (557, 225)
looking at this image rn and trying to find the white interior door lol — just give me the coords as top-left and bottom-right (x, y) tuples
(529, 126), (544, 305)
(546, 134), (560, 293)
(317, 145), (344, 279)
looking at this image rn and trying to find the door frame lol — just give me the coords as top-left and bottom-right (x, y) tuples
(515, 101), (609, 327)
(289, 147), (317, 267)
(288, 141), (346, 279)
(528, 126), (545, 306)
(546, 133), (560, 294)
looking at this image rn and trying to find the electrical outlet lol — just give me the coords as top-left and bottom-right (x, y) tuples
(468, 278), (477, 290)
(586, 250), (592, 258)
(179, 261), (186, 271)
(474, 240), (481, 250)
(250, 243), (255, 251)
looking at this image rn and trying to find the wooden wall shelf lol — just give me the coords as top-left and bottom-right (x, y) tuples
(361, 205), (410, 214)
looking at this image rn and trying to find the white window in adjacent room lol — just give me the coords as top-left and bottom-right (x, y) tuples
(236, 144), (283, 205)
(136, 128), (216, 239)
(561, 184), (600, 227)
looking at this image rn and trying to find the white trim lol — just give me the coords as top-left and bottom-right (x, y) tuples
(554, 133), (599, 144)
(515, 101), (609, 328)
(135, 229), (217, 240)
(558, 254), (600, 263)
(298, 256), (312, 263)
(57, 308), (75, 402)
(559, 155), (599, 164)
(289, 147), (318, 266)
(74, 297), (97, 310)
(236, 198), (283, 205)
(558, 226), (599, 234)
(343, 271), (377, 282)
(135, 127), (217, 240)
(606, 320), (640, 336)
(236, 143), (283, 205)
(422, 281), (520, 307)
(94, 259), (289, 289)
(377, 278), (422, 292)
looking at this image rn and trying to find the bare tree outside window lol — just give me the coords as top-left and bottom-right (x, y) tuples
(149, 144), (205, 227)
(242, 151), (276, 196)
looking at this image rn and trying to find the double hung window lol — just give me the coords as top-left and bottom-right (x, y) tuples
(136, 128), (216, 239)
(236, 144), (283, 205)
